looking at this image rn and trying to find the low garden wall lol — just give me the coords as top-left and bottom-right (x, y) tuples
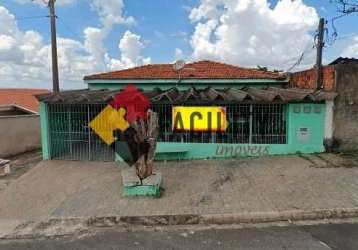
(0, 115), (41, 158)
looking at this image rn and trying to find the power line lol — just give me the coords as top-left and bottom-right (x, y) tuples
(14, 14), (83, 40)
(15, 15), (48, 21)
(286, 52), (304, 72)
(57, 16), (83, 40)
(286, 17), (329, 73)
(330, 0), (358, 14)
(285, 42), (315, 72)
(324, 14), (358, 46)
(326, 1), (358, 46)
(324, 12), (352, 46)
(336, 31), (358, 40)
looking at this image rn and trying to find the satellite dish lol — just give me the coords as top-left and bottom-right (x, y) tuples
(173, 60), (185, 71)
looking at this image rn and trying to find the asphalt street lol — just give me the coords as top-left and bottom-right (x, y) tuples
(1, 222), (358, 250)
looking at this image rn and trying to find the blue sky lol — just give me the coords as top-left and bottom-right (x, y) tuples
(2, 0), (197, 63)
(1, 0), (358, 89)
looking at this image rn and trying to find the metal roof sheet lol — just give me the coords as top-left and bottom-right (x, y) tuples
(36, 87), (337, 104)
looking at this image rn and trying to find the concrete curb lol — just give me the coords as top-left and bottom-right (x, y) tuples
(115, 214), (200, 226)
(109, 208), (358, 226)
(2, 208), (358, 239)
(200, 208), (358, 225)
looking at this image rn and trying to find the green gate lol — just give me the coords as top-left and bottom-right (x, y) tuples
(47, 104), (115, 161)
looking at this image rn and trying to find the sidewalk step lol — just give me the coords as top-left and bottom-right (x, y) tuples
(318, 153), (358, 168)
(300, 154), (330, 168)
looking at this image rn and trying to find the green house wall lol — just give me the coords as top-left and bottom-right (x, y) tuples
(40, 102), (326, 161)
(39, 102), (50, 160)
(86, 79), (287, 91)
(151, 103), (325, 161)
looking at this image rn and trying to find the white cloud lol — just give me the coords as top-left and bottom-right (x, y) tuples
(90, 0), (135, 32)
(119, 31), (144, 65)
(84, 27), (107, 70)
(0, 3), (150, 89)
(0, 35), (19, 62)
(0, 6), (19, 36)
(81, 0), (142, 71)
(83, 0), (147, 70)
(0, 35), (16, 51)
(13, 0), (76, 7)
(341, 36), (358, 58)
(107, 31), (151, 70)
(175, 48), (184, 60)
(189, 0), (319, 70)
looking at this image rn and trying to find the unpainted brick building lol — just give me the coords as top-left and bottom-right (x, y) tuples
(291, 58), (358, 151)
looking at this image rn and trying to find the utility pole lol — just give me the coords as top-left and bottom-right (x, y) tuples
(48, 0), (60, 92)
(315, 18), (325, 90)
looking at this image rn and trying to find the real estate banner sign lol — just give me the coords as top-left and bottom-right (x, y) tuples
(172, 106), (229, 132)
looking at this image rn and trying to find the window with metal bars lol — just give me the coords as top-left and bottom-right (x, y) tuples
(151, 104), (287, 144)
(47, 103), (287, 161)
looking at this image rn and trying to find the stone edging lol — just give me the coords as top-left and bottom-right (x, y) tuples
(2, 208), (358, 239)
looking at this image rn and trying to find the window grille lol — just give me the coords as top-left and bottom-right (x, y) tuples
(47, 103), (287, 161)
(151, 103), (287, 144)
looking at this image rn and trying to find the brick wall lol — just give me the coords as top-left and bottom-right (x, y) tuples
(290, 65), (336, 91)
(332, 63), (358, 151)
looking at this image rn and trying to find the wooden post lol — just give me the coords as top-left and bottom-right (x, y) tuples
(48, 0), (60, 92)
(316, 18), (325, 90)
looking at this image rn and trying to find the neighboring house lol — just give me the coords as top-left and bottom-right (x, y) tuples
(290, 57), (358, 152)
(37, 60), (336, 161)
(0, 88), (50, 116)
(0, 88), (50, 157)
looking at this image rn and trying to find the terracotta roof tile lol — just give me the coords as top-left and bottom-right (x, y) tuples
(0, 88), (50, 113)
(84, 60), (286, 81)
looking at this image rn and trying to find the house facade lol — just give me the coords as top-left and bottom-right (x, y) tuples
(0, 88), (49, 157)
(37, 61), (336, 161)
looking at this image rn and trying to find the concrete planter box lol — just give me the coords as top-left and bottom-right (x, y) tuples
(121, 167), (162, 197)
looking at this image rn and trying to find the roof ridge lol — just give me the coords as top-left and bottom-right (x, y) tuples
(84, 63), (172, 78)
(188, 60), (280, 74)
(84, 60), (285, 81)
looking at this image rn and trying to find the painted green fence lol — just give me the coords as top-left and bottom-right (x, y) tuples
(40, 102), (326, 161)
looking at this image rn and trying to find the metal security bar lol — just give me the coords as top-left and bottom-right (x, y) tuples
(48, 104), (115, 161)
(47, 103), (286, 161)
(251, 104), (287, 144)
(151, 103), (287, 144)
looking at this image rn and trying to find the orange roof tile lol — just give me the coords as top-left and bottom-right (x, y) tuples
(0, 88), (50, 113)
(84, 60), (285, 81)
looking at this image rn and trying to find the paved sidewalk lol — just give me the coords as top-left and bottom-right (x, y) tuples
(0, 150), (42, 192)
(1, 153), (358, 223)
